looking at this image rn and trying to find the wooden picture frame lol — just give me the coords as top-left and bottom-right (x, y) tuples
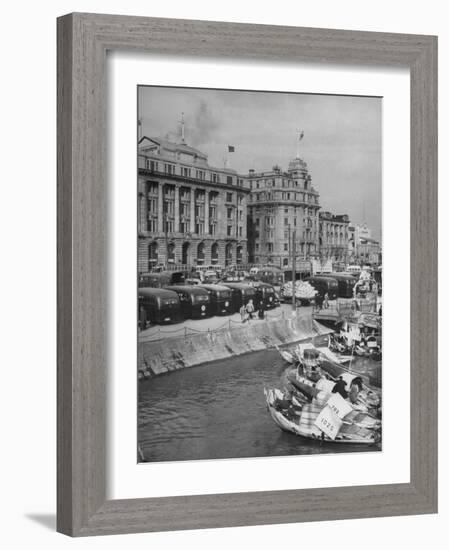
(57, 12), (438, 536)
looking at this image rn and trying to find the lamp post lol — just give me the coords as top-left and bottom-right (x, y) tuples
(290, 226), (296, 312)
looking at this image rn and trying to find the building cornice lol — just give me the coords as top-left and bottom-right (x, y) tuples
(138, 169), (250, 194)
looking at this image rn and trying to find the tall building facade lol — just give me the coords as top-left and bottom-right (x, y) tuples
(318, 212), (350, 262)
(247, 158), (321, 267)
(138, 136), (250, 272)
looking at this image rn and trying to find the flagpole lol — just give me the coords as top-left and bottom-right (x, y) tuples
(296, 130), (304, 158)
(226, 145), (235, 169)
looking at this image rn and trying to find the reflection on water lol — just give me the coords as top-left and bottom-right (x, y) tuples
(138, 348), (381, 463)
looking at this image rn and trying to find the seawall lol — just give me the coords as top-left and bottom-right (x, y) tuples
(138, 313), (332, 377)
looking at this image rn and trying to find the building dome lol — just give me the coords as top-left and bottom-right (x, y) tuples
(288, 157), (308, 171)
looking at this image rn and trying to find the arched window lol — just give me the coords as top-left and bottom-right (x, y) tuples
(148, 241), (158, 269)
(236, 245), (243, 264)
(167, 242), (175, 264)
(197, 242), (205, 264)
(211, 242), (219, 264)
(225, 243), (233, 266)
(182, 242), (190, 265)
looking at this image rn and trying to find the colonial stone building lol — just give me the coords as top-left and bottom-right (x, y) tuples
(357, 237), (382, 265)
(138, 136), (249, 272)
(347, 222), (381, 265)
(138, 130), (364, 273)
(246, 157), (321, 267)
(318, 212), (350, 262)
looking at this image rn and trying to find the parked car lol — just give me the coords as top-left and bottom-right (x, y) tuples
(203, 270), (219, 283)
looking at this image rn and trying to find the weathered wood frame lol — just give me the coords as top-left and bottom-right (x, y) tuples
(57, 12), (438, 536)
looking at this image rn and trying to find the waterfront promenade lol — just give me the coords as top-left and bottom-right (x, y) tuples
(138, 303), (313, 343)
(138, 305), (332, 376)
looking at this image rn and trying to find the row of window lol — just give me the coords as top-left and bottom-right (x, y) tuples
(320, 227), (349, 234)
(251, 205), (316, 216)
(250, 178), (311, 191)
(227, 226), (244, 237)
(253, 216), (317, 228)
(144, 159), (244, 186)
(253, 242), (317, 254)
(227, 208), (244, 221)
(146, 219), (220, 236)
(147, 182), (245, 206)
(145, 216), (245, 238)
(249, 191), (319, 204)
(147, 204), (219, 220)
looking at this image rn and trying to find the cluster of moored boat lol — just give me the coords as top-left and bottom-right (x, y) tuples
(265, 342), (382, 445)
(329, 333), (382, 361)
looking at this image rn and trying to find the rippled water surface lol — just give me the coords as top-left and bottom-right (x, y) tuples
(138, 347), (381, 462)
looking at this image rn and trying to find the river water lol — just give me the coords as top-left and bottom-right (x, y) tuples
(138, 347), (382, 463)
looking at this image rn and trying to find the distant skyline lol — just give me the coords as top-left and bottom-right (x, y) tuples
(138, 86), (382, 240)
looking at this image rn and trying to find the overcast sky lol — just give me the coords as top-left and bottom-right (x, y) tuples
(138, 86), (382, 240)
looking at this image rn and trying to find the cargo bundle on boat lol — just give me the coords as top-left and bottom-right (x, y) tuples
(265, 343), (381, 445)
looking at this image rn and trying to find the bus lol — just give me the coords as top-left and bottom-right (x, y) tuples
(197, 284), (234, 316)
(305, 276), (339, 300)
(326, 273), (358, 298)
(221, 282), (256, 313)
(253, 266), (284, 287)
(249, 281), (278, 309)
(165, 286), (211, 319)
(138, 288), (181, 324)
(138, 270), (187, 288)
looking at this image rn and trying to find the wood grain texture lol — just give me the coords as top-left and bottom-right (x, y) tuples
(56, 12), (438, 536)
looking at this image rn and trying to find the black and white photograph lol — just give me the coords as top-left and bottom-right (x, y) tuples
(137, 86), (383, 463)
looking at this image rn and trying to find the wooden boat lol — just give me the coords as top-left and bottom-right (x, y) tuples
(287, 370), (381, 413)
(264, 388), (380, 445)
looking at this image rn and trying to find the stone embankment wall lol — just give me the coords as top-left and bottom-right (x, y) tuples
(138, 313), (331, 377)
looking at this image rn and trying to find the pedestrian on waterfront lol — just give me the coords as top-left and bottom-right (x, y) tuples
(315, 293), (323, 311)
(323, 292), (329, 309)
(240, 303), (247, 323)
(258, 303), (265, 320)
(246, 299), (255, 321)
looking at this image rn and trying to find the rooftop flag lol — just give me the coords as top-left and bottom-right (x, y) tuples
(228, 145), (235, 153)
